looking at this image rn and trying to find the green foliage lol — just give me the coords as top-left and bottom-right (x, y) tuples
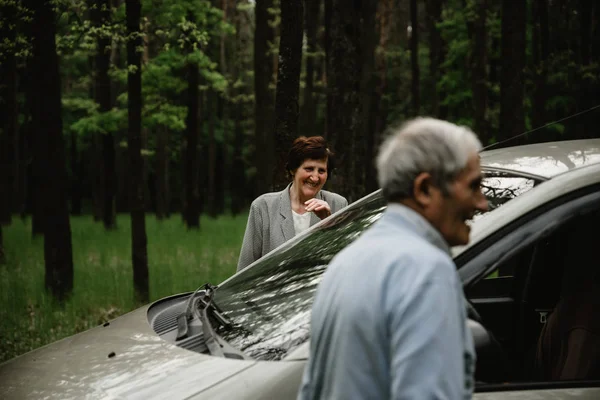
(70, 108), (126, 136)
(145, 102), (186, 131)
(143, 0), (233, 52)
(547, 123), (565, 135)
(62, 97), (98, 114)
(0, 0), (33, 63)
(438, 5), (473, 124)
(201, 68), (228, 94)
(48, 0), (238, 171)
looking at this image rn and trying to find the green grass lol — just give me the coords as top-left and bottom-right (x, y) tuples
(0, 212), (248, 363)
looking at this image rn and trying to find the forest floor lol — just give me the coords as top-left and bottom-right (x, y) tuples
(0, 213), (247, 363)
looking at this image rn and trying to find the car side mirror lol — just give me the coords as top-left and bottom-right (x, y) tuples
(468, 318), (491, 348)
(468, 318), (511, 383)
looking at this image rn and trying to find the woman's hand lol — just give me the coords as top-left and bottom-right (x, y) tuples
(304, 198), (331, 220)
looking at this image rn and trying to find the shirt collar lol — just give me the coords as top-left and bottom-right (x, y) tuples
(383, 203), (451, 256)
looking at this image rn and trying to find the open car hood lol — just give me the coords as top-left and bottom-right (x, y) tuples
(0, 305), (256, 399)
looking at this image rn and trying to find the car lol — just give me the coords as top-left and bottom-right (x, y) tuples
(2, 139), (600, 399)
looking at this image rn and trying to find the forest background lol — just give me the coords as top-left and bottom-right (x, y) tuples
(1, 0), (599, 362)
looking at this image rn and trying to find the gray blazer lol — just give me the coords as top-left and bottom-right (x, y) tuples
(236, 184), (348, 272)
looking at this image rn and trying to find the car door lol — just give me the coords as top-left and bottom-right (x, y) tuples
(459, 184), (600, 396)
(459, 170), (545, 342)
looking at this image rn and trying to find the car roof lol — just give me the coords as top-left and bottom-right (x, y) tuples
(479, 138), (600, 179)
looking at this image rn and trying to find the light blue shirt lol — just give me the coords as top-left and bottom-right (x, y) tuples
(298, 203), (475, 400)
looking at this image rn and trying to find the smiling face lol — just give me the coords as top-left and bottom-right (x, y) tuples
(425, 154), (489, 246)
(292, 158), (328, 200)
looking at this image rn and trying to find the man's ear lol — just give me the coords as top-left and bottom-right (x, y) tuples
(413, 172), (435, 207)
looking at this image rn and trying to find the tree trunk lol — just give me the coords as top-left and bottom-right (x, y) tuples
(69, 130), (83, 215)
(215, 0), (228, 217)
(26, 0), (74, 300)
(591, 4), (600, 140)
(24, 51), (43, 235)
(110, 4), (128, 214)
(272, 0), (304, 191)
(140, 24), (153, 214)
(18, 117), (29, 220)
(91, 125), (102, 221)
(0, 225), (4, 264)
(16, 5), (34, 223)
(116, 143), (129, 212)
(0, 1), (18, 226)
(579, 0), (592, 66)
(488, 31), (500, 134)
(425, 0), (444, 117)
(92, 0), (117, 229)
(214, 141), (226, 215)
(101, 122), (117, 226)
(90, 50), (102, 222)
(470, 0), (488, 144)
(359, 0), (378, 199)
(0, 153), (10, 224)
(324, 0), (332, 138)
(184, 61), (200, 228)
(199, 91), (208, 217)
(300, 0), (320, 136)
(327, 0), (361, 200)
(126, 0), (149, 303)
(499, 0), (526, 145)
(230, 3), (251, 215)
(370, 0), (391, 195)
(578, 0), (594, 139)
(593, 3), (600, 62)
(155, 127), (169, 219)
(532, 0), (549, 134)
(231, 109), (246, 215)
(207, 90), (217, 217)
(254, 0), (275, 197)
(0, 93), (12, 227)
(410, 0), (420, 116)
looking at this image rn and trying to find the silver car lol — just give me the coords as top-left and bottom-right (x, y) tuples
(2, 139), (600, 399)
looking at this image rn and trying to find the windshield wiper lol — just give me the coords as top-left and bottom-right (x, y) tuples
(177, 283), (251, 360)
(195, 283), (225, 357)
(176, 283), (230, 341)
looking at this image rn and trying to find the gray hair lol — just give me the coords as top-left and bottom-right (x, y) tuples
(376, 117), (482, 201)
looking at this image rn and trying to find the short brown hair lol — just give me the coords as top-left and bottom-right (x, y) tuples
(286, 136), (335, 175)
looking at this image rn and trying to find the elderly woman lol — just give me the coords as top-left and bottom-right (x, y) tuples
(236, 136), (348, 272)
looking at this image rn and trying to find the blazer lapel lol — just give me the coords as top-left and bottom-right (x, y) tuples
(309, 190), (324, 227)
(279, 184), (296, 242)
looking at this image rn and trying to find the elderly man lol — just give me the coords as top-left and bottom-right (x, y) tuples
(298, 118), (488, 399)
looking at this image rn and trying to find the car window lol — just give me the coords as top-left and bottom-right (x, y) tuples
(466, 198), (600, 389)
(523, 211), (600, 383)
(214, 170), (541, 361)
(471, 172), (542, 286)
(473, 170), (541, 223)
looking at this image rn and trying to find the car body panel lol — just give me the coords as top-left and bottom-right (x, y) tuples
(193, 360), (306, 400)
(474, 388), (600, 399)
(197, 363), (600, 400)
(0, 305), (256, 399)
(479, 139), (600, 179)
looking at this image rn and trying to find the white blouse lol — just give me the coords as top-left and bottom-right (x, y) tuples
(292, 210), (311, 235)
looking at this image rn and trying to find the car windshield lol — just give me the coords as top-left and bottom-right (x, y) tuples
(214, 169), (543, 361)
